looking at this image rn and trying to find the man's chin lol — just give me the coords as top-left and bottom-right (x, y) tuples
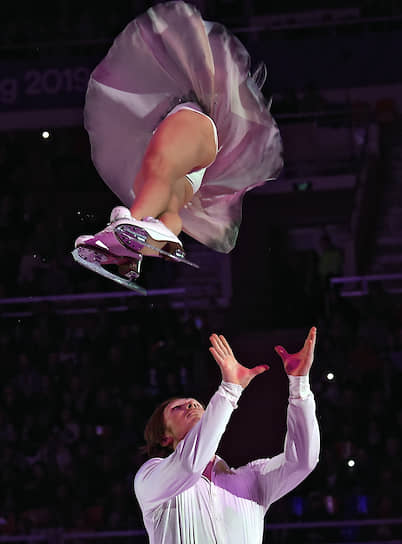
(185, 415), (202, 430)
(187, 412), (202, 421)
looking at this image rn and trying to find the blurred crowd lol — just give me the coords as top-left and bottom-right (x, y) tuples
(0, 305), (207, 534)
(283, 281), (402, 542)
(1, 0), (401, 50)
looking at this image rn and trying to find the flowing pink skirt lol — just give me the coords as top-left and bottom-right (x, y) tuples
(84, 1), (283, 253)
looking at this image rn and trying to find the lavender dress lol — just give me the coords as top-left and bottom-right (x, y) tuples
(84, 1), (283, 253)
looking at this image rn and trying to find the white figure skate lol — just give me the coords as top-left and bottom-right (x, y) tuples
(72, 207), (198, 293)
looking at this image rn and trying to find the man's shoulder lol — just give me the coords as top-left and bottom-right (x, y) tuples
(135, 457), (163, 483)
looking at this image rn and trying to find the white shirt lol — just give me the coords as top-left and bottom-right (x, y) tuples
(134, 377), (320, 543)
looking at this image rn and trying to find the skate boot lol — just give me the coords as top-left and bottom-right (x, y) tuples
(72, 207), (146, 294)
(72, 206), (199, 292)
(108, 208), (199, 268)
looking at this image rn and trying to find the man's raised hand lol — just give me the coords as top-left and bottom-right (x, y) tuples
(209, 334), (269, 389)
(274, 327), (317, 376)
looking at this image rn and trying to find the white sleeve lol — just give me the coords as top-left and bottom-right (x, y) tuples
(134, 382), (243, 513)
(249, 377), (320, 509)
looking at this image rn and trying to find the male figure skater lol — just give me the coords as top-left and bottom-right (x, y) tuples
(135, 327), (320, 543)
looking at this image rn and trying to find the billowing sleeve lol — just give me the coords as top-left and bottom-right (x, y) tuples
(134, 382), (242, 513)
(249, 376), (320, 509)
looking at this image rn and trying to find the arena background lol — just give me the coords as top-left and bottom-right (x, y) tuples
(1, 1), (402, 542)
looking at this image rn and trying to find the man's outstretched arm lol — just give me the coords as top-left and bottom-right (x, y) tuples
(249, 327), (320, 508)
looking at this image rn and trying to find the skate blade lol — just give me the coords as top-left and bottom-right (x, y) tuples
(72, 248), (147, 295)
(115, 225), (200, 269)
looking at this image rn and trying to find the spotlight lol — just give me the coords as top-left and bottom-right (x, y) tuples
(326, 372), (335, 381)
(41, 131), (50, 139)
(347, 459), (355, 468)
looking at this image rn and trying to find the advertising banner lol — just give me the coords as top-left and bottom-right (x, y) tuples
(0, 58), (95, 112)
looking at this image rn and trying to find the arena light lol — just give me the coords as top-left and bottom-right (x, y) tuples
(347, 459), (355, 468)
(326, 372), (335, 381)
(293, 181), (312, 192)
(41, 130), (50, 139)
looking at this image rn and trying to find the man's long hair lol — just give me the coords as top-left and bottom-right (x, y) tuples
(144, 397), (182, 458)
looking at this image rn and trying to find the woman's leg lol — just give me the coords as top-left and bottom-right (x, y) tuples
(75, 109), (217, 268)
(130, 171), (188, 236)
(158, 209), (184, 236)
(129, 108), (217, 227)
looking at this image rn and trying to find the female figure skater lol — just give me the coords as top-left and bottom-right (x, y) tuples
(73, 1), (283, 290)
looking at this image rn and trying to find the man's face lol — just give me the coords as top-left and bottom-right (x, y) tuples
(163, 398), (204, 449)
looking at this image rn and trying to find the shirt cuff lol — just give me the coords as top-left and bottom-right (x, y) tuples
(219, 381), (243, 409)
(288, 375), (312, 400)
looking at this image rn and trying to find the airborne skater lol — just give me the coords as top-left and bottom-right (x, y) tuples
(73, 2), (283, 293)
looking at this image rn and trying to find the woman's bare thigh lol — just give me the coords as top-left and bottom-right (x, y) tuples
(141, 109), (217, 182)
